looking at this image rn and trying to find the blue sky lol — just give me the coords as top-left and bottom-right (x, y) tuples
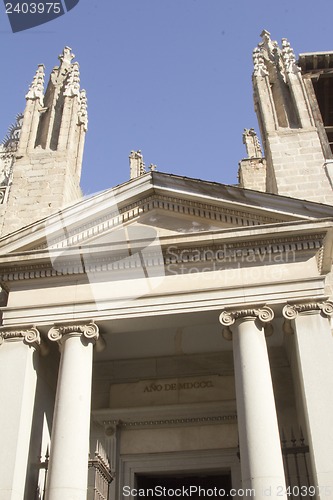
(0, 0), (332, 195)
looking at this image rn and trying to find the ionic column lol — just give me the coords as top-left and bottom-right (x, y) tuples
(283, 301), (333, 498)
(0, 326), (41, 500)
(45, 322), (99, 500)
(220, 306), (287, 499)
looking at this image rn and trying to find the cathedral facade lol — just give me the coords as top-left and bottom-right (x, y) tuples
(0, 31), (333, 500)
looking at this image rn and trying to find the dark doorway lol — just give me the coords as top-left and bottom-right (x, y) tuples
(136, 472), (232, 499)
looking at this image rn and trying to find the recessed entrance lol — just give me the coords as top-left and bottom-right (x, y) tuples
(136, 472), (232, 499)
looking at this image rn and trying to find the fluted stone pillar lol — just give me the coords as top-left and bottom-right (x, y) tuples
(283, 301), (333, 498)
(45, 322), (99, 500)
(0, 326), (41, 500)
(220, 306), (287, 499)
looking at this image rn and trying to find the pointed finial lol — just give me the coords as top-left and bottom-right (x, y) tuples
(243, 128), (263, 158)
(25, 64), (45, 103)
(260, 29), (271, 43)
(129, 150), (146, 179)
(59, 46), (75, 66)
(64, 62), (80, 97)
(281, 38), (301, 74)
(258, 29), (278, 55)
(253, 47), (268, 77)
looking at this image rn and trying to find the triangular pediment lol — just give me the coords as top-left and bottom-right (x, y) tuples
(1, 171), (333, 256)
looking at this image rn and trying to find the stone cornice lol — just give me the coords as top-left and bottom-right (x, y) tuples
(0, 232), (324, 283)
(165, 234), (322, 264)
(219, 305), (274, 340)
(0, 325), (41, 348)
(48, 321), (99, 344)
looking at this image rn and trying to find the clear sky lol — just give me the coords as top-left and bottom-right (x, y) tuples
(0, 0), (332, 195)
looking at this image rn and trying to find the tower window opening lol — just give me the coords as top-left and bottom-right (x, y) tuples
(312, 76), (333, 153)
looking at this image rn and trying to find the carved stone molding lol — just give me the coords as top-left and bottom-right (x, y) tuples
(253, 47), (269, 77)
(59, 46), (75, 66)
(0, 325), (41, 348)
(35, 193), (283, 252)
(25, 64), (45, 103)
(48, 321), (99, 344)
(243, 128), (263, 159)
(63, 62), (80, 97)
(0, 234), (324, 282)
(282, 300), (333, 334)
(281, 38), (301, 74)
(219, 305), (274, 340)
(102, 414), (237, 430)
(78, 90), (88, 131)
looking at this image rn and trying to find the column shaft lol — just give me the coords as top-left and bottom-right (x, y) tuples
(221, 307), (287, 500)
(233, 318), (287, 498)
(46, 324), (98, 500)
(290, 310), (333, 497)
(0, 330), (40, 500)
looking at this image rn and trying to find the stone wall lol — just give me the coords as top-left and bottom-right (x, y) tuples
(265, 129), (333, 203)
(238, 158), (266, 192)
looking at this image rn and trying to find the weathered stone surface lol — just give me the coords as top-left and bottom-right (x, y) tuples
(251, 32), (333, 204)
(0, 48), (87, 236)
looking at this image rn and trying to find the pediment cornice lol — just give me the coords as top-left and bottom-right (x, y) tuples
(1, 171), (333, 258)
(34, 193), (289, 252)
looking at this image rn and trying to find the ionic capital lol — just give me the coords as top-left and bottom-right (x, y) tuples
(283, 301), (333, 320)
(0, 325), (41, 349)
(48, 321), (99, 345)
(219, 306), (274, 340)
(282, 300), (333, 334)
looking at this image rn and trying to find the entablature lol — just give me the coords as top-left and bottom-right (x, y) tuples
(0, 224), (326, 284)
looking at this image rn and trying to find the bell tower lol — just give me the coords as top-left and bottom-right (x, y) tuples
(0, 47), (87, 236)
(242, 31), (333, 204)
